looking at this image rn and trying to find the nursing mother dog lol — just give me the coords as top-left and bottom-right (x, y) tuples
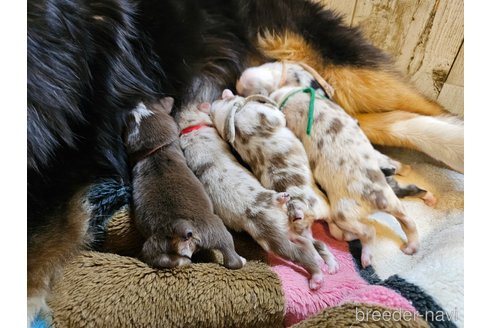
(28, 0), (463, 323)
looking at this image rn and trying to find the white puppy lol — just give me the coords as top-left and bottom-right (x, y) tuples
(177, 102), (326, 289)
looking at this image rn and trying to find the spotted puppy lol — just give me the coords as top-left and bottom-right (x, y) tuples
(177, 102), (326, 289)
(237, 63), (422, 267)
(126, 98), (244, 269)
(210, 89), (338, 272)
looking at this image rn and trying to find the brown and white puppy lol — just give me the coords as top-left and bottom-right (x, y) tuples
(236, 62), (425, 267)
(177, 102), (326, 289)
(126, 98), (245, 269)
(210, 89), (338, 273)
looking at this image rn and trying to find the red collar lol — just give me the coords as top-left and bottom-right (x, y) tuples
(180, 124), (211, 136)
(129, 143), (169, 168)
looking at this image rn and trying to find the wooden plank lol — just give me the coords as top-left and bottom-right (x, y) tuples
(351, 0), (436, 61)
(437, 84), (464, 117)
(351, 0), (464, 100)
(407, 0), (463, 99)
(317, 0), (357, 25)
(446, 42), (464, 86)
(436, 42), (463, 116)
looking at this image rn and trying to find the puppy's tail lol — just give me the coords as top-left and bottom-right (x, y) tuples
(357, 111), (464, 173)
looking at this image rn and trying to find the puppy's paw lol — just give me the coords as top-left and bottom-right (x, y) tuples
(308, 272), (324, 290)
(151, 253), (191, 268)
(275, 192), (290, 205)
(401, 242), (418, 255)
(422, 191), (437, 207)
(325, 257), (339, 274)
(361, 252), (373, 268)
(224, 255), (246, 269)
(176, 256), (193, 267)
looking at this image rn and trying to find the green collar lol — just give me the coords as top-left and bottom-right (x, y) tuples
(278, 87), (326, 136)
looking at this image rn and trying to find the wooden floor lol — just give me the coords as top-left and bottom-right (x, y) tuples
(319, 0), (464, 117)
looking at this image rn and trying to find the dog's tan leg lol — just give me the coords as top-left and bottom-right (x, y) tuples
(27, 189), (91, 325)
(324, 67), (464, 173)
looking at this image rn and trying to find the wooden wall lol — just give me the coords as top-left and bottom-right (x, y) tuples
(319, 0), (464, 117)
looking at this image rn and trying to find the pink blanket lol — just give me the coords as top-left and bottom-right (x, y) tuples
(268, 221), (416, 326)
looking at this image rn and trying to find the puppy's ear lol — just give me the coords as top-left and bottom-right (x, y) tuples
(224, 103), (238, 144)
(159, 97), (175, 114)
(259, 110), (284, 130)
(222, 89), (235, 99)
(275, 192), (290, 205)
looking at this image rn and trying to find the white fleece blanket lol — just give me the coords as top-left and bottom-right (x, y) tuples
(364, 146), (464, 327)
